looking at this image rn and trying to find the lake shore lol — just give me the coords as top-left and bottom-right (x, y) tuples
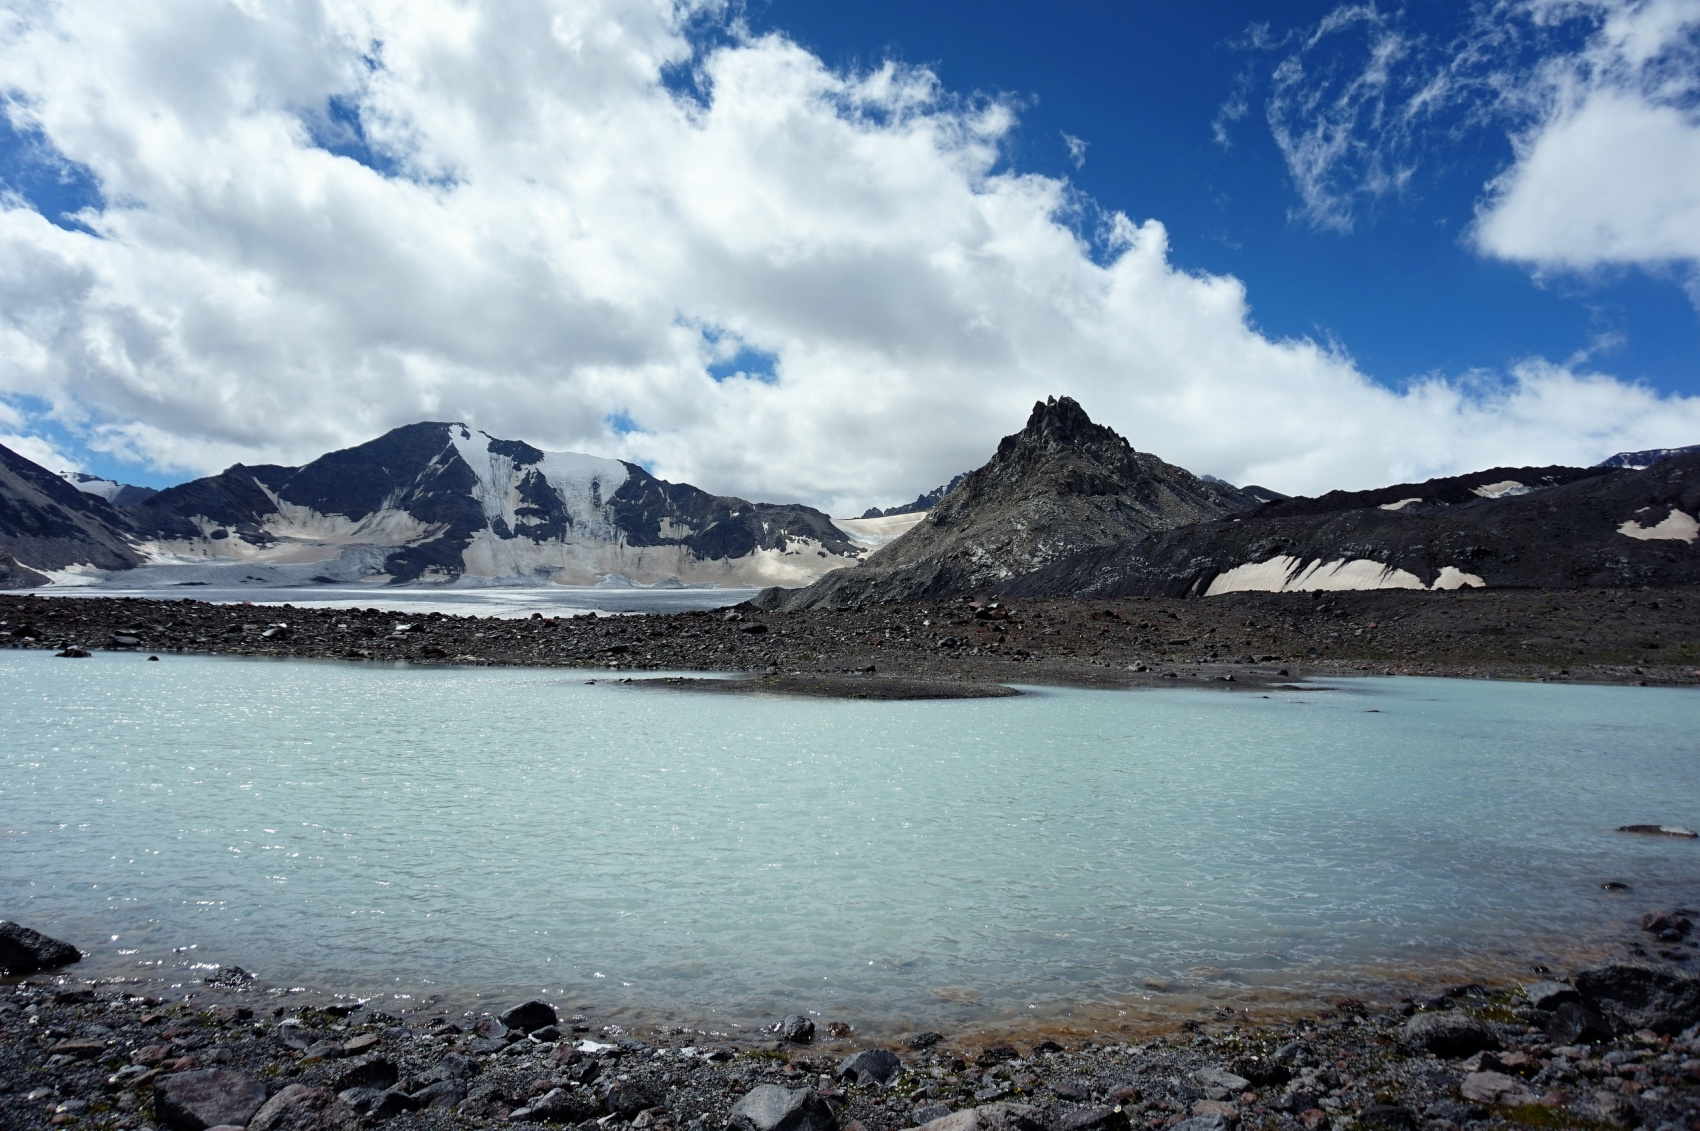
(4, 944), (1698, 1131)
(2, 587), (1698, 696)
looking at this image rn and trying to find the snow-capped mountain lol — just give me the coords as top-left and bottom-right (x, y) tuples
(0, 423), (864, 588)
(59, 471), (158, 507)
(1598, 445), (1700, 470)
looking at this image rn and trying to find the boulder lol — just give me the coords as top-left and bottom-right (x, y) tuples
(409, 1079), (466, 1109)
(916, 1102), (1047, 1131)
(1544, 1001), (1612, 1045)
(1227, 1055), (1289, 1088)
(1522, 981), (1580, 1011)
(781, 1014), (817, 1044)
(1398, 1013), (1500, 1057)
(1194, 1067), (1250, 1099)
(1574, 960), (1700, 1034)
(839, 1048), (903, 1086)
(337, 1087), (416, 1121)
(914, 1105), (954, 1126)
(602, 1077), (662, 1118)
(1459, 1072), (1537, 1107)
(529, 1087), (602, 1124)
(730, 1084), (839, 1131)
(0, 921), (81, 975)
(331, 1055), (397, 1092)
(152, 1069), (267, 1131)
(247, 1084), (361, 1131)
(1642, 910), (1693, 937)
(498, 999), (558, 1033)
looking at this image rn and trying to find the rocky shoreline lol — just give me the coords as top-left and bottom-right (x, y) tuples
(3, 915), (1700, 1131)
(3, 587), (1699, 695)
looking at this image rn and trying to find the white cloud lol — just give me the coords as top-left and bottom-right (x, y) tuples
(0, 0), (1697, 515)
(1062, 132), (1088, 168)
(0, 430), (78, 473)
(1473, 1), (1700, 276)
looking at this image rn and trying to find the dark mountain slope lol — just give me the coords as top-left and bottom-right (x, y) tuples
(0, 443), (143, 579)
(755, 396), (1264, 609)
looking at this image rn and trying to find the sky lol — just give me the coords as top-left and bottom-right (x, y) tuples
(0, 0), (1697, 515)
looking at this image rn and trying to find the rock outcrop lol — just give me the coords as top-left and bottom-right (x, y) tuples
(756, 397), (1265, 609)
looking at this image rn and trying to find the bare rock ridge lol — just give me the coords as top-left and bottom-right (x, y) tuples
(0, 423), (862, 589)
(756, 396), (1266, 609)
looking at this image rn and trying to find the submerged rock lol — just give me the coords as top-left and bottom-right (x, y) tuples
(779, 1014), (816, 1043)
(0, 921), (81, 975)
(498, 999), (558, 1032)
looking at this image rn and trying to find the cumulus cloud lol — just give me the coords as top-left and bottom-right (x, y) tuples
(0, 0), (1697, 515)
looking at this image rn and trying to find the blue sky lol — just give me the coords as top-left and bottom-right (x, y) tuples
(0, 1), (1697, 511)
(753, 0), (1697, 394)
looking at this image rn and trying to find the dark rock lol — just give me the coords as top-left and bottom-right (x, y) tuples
(54, 648), (91, 657)
(1051, 1083), (1091, 1102)
(1424, 1102), (1485, 1125)
(601, 1077), (661, 1118)
(1574, 960), (1700, 1034)
(202, 965), (254, 989)
(332, 1055), (397, 1092)
(530, 1087), (601, 1124)
(729, 1084), (838, 1131)
(1523, 981), (1581, 1011)
(0, 921), (82, 975)
(302, 1040), (345, 1059)
(916, 1104), (954, 1125)
(409, 1079), (467, 1109)
(472, 1016), (507, 1039)
(838, 1049), (903, 1086)
(1544, 1001), (1612, 1044)
(909, 1032), (946, 1049)
(1398, 1013), (1500, 1057)
(153, 1069), (267, 1131)
(247, 1083), (361, 1131)
(1357, 1105), (1418, 1130)
(1643, 910), (1693, 936)
(422, 1052), (479, 1082)
(275, 1026), (313, 1052)
(1227, 1055), (1290, 1087)
(1030, 1040), (1064, 1055)
(977, 1045), (1021, 1066)
(530, 1024), (562, 1042)
(1617, 824), (1698, 838)
(1051, 1106), (1128, 1131)
(780, 1014), (816, 1043)
(498, 999), (558, 1033)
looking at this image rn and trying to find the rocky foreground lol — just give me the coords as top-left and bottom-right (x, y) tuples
(2, 587), (1699, 692)
(4, 937), (1700, 1131)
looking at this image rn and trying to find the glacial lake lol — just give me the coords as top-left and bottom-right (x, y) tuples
(3, 650), (1697, 1036)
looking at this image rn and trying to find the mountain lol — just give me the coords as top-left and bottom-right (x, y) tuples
(1598, 445), (1700, 470)
(860, 473), (969, 519)
(60, 471), (159, 507)
(755, 396), (1267, 609)
(0, 445), (145, 585)
(0, 423), (864, 589)
(1008, 452), (1700, 597)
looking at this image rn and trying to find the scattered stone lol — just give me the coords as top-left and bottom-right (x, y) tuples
(909, 1032), (945, 1049)
(331, 1054), (397, 1092)
(1226, 1055), (1289, 1087)
(826, 1021), (854, 1038)
(0, 920), (82, 975)
(1459, 1071), (1538, 1106)
(529, 1086), (601, 1124)
(1194, 1067), (1250, 1099)
(917, 1103), (1048, 1131)
(730, 1084), (838, 1131)
(410, 1079), (468, 1109)
(1052, 1106), (1129, 1131)
(498, 999), (558, 1033)
(779, 1014), (816, 1044)
(1574, 960), (1700, 1034)
(202, 964), (254, 989)
(839, 1048), (903, 1086)
(153, 1069), (267, 1131)
(247, 1083), (361, 1131)
(1398, 1012), (1500, 1057)
(1171, 1115), (1229, 1131)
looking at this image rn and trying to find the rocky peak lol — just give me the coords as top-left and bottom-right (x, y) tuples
(1002, 395), (1124, 457)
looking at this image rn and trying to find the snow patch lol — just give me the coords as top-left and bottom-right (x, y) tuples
(1618, 508), (1700, 544)
(1204, 555), (1485, 596)
(1472, 480), (1531, 499)
(59, 471), (124, 502)
(833, 511), (928, 548)
(1379, 497), (1422, 511)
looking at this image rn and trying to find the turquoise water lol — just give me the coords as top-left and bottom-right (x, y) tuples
(2, 650), (1697, 1033)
